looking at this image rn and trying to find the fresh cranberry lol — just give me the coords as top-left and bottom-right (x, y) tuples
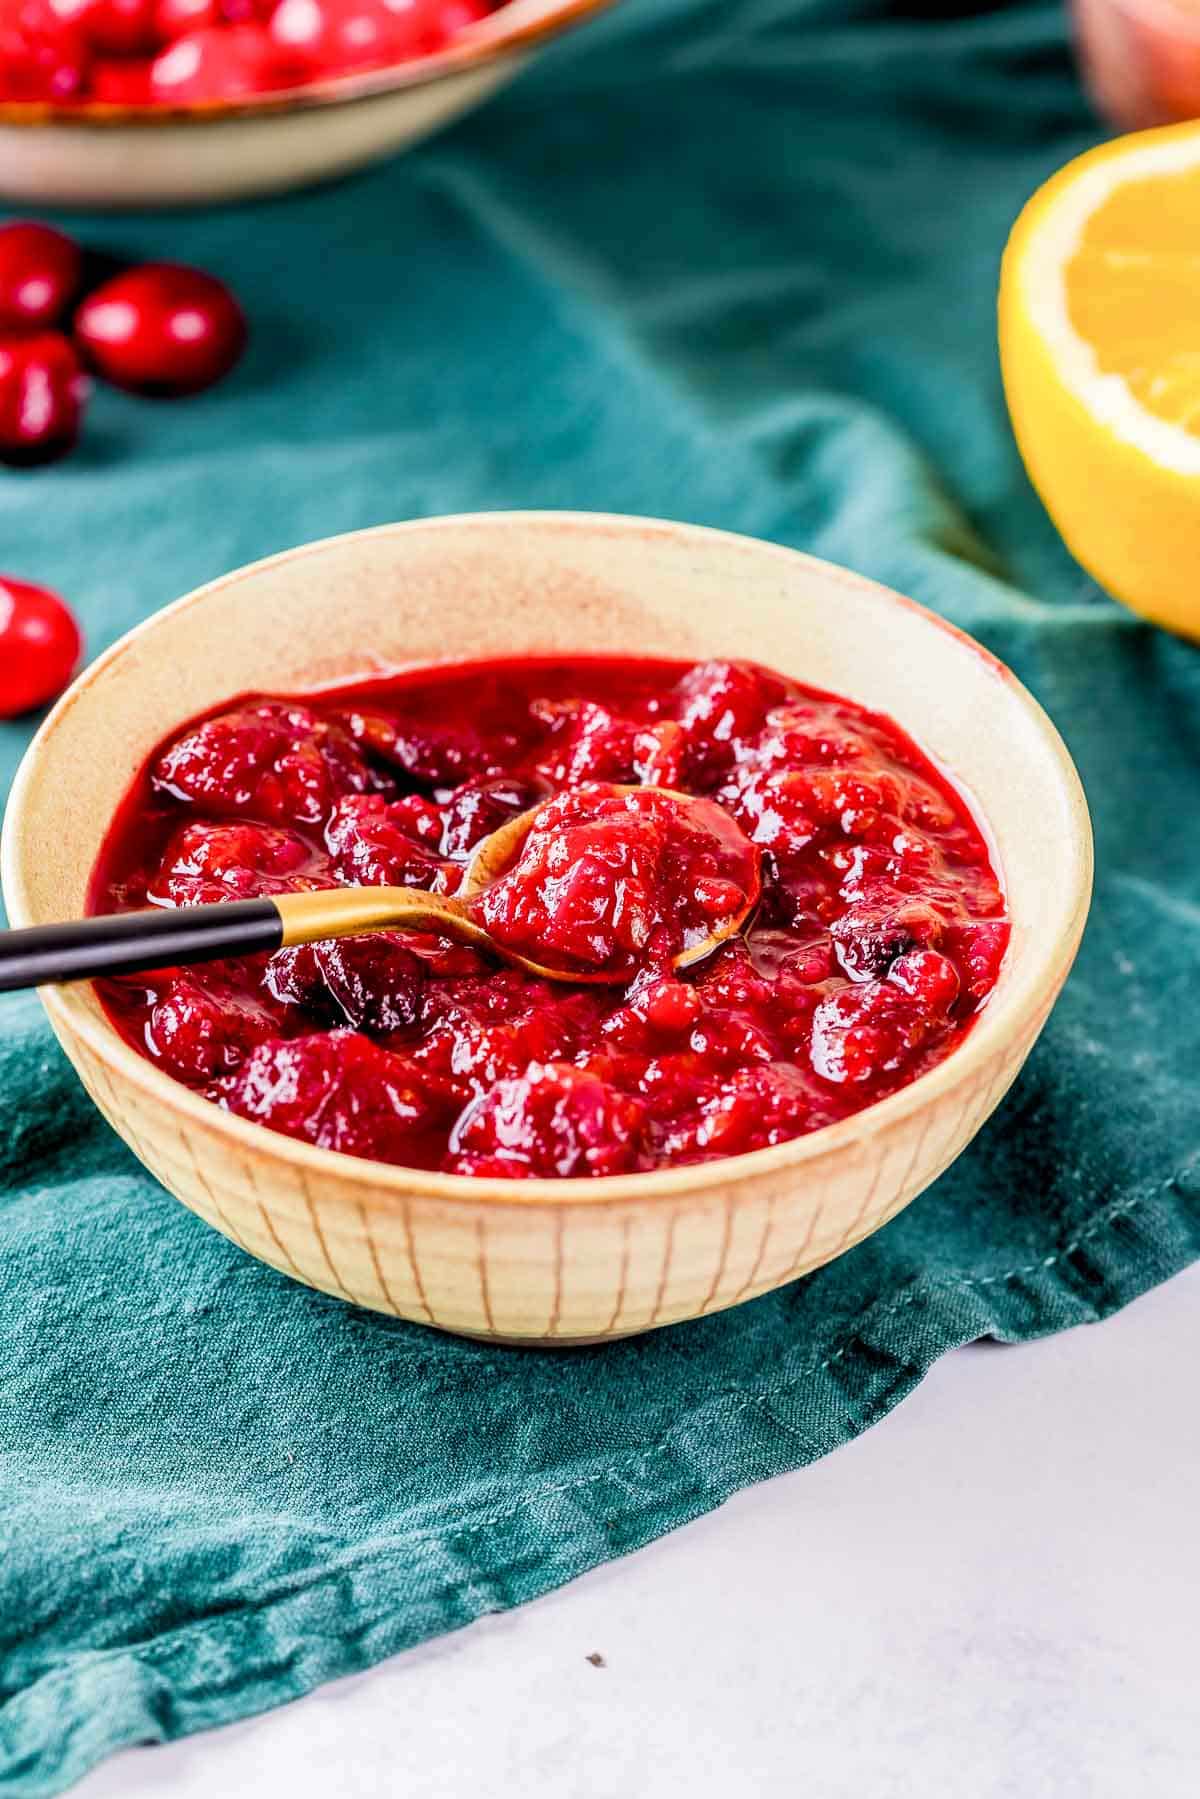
(147, 23), (296, 103)
(0, 222), (81, 334)
(0, 0), (89, 100)
(266, 932), (426, 1034)
(218, 1030), (442, 1162)
(152, 0), (214, 32)
(449, 1061), (648, 1178)
(219, 0), (275, 19)
(0, 575), (81, 716)
(153, 700), (382, 827)
(47, 0), (159, 54)
(150, 819), (327, 906)
(0, 332), (87, 466)
(90, 54), (154, 97)
(147, 974), (280, 1081)
(432, 0), (489, 38)
(269, 0), (432, 73)
(75, 261), (247, 397)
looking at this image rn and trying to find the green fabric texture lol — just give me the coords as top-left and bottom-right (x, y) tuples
(3, 0), (1200, 1789)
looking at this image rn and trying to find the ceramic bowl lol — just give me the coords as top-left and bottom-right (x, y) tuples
(0, 0), (614, 209)
(1, 513), (1093, 1345)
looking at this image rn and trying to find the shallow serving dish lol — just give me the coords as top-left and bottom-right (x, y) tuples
(1, 512), (1093, 1344)
(0, 0), (614, 209)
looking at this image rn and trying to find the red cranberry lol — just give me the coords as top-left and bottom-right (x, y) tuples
(449, 1061), (648, 1179)
(153, 0), (214, 33)
(0, 332), (87, 466)
(338, 706), (511, 787)
(147, 24), (293, 105)
(146, 975), (280, 1081)
(433, 0), (489, 39)
(218, 1030), (442, 1162)
(533, 697), (639, 786)
(0, 0), (89, 100)
(675, 660), (788, 767)
(75, 261), (246, 397)
(325, 793), (445, 889)
(0, 222), (81, 334)
(0, 575), (82, 717)
(439, 773), (549, 861)
(829, 897), (943, 981)
(90, 54), (154, 98)
(266, 933), (426, 1034)
(219, 0), (275, 19)
(150, 819), (328, 906)
(415, 972), (601, 1105)
(47, 0), (159, 54)
(887, 948), (960, 1012)
(269, 0), (429, 73)
(153, 700), (382, 826)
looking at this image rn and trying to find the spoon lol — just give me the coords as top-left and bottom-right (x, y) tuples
(0, 786), (760, 993)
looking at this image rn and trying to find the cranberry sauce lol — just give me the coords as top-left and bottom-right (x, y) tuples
(476, 785), (761, 979)
(89, 656), (1009, 1178)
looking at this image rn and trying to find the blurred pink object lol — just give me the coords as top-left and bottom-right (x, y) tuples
(1074, 0), (1200, 127)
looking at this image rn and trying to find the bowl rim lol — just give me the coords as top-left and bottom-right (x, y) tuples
(1, 510), (1094, 1210)
(0, 0), (616, 130)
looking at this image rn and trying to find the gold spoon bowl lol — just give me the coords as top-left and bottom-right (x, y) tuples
(273, 783), (761, 984)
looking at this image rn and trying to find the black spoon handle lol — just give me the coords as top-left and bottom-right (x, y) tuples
(0, 899), (284, 993)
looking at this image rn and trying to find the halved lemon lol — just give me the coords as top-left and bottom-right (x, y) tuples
(1000, 121), (1200, 640)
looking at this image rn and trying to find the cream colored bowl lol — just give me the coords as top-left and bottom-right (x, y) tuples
(0, 0), (613, 208)
(1, 513), (1093, 1344)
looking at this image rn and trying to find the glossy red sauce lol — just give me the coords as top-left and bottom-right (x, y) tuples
(90, 656), (1009, 1178)
(477, 784), (760, 979)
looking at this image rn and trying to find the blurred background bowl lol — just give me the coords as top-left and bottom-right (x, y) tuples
(0, 0), (616, 209)
(1073, 0), (1200, 130)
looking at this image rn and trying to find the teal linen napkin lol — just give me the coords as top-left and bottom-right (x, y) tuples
(3, 1), (1200, 1790)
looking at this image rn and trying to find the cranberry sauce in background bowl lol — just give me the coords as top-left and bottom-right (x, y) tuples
(0, 0), (621, 208)
(1, 514), (1092, 1343)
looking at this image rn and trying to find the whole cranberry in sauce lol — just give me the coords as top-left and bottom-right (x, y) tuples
(74, 261), (247, 396)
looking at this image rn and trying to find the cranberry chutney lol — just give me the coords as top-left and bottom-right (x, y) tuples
(90, 655), (1009, 1179)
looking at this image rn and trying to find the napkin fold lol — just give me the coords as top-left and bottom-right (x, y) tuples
(3, 1), (1199, 1792)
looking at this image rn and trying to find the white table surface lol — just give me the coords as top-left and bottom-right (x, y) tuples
(78, 1264), (1200, 1799)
